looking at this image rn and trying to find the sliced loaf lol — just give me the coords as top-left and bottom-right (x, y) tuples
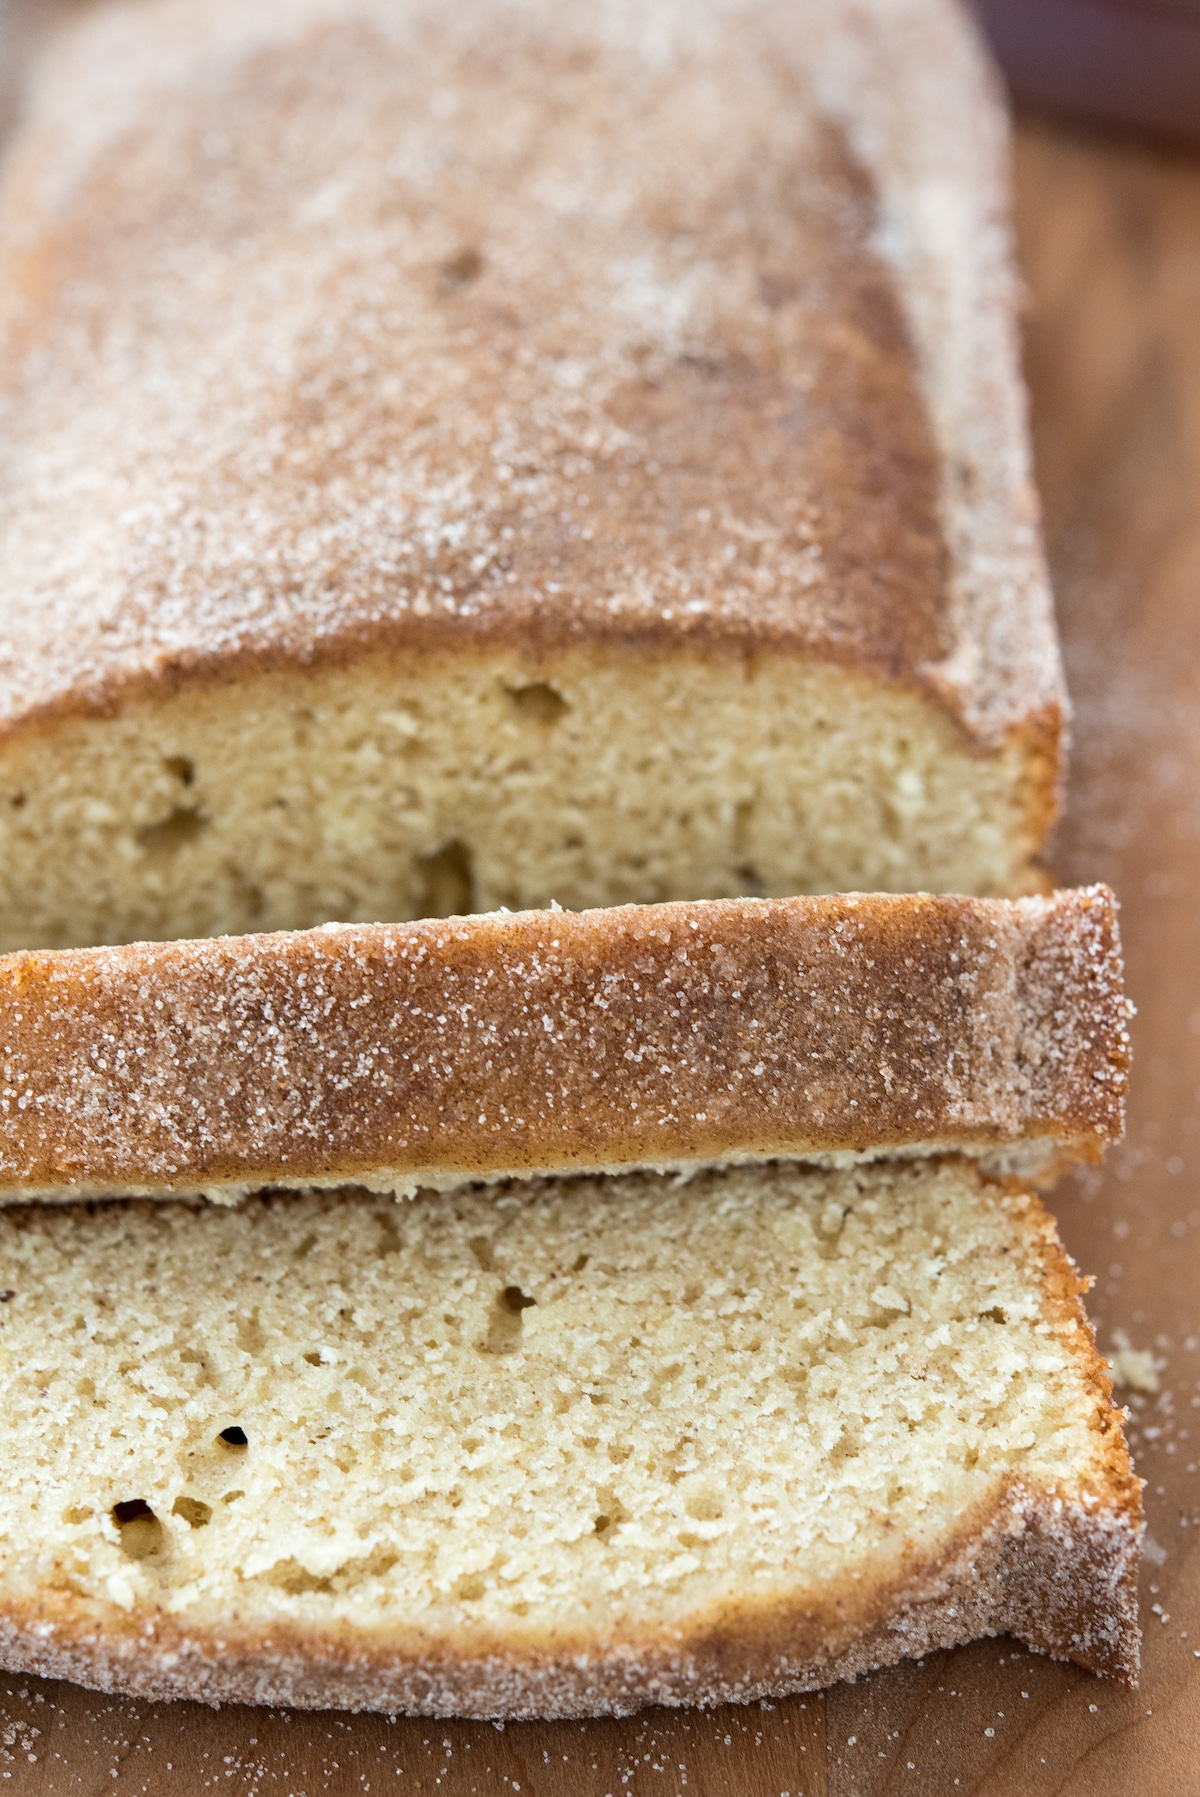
(0, 1159), (1141, 1713)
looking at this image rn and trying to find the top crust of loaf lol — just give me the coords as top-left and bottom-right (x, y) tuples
(0, 888), (1129, 1198)
(0, 0), (1060, 755)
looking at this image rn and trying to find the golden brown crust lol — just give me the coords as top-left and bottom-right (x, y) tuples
(0, 888), (1130, 1198)
(0, 0), (1062, 763)
(1011, 706), (1068, 890)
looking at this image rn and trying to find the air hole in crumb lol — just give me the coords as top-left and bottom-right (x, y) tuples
(229, 866), (265, 921)
(507, 682), (568, 726)
(112, 1498), (153, 1523)
(172, 1496), (212, 1529)
(292, 1231), (318, 1261)
(236, 1312), (264, 1354)
(266, 1559), (334, 1596)
(469, 1236), (495, 1272)
(218, 1425), (248, 1449)
(820, 1199), (846, 1234)
(136, 805), (207, 857)
(438, 245), (484, 291)
(9, 793), (26, 811)
(480, 1285), (536, 1355)
(592, 1487), (626, 1538)
(375, 1213), (402, 1257)
(981, 1307), (1007, 1324)
(571, 1254), (590, 1274)
(62, 1505), (92, 1525)
(164, 756), (195, 787)
(452, 1574), (486, 1602)
(112, 1499), (164, 1560)
(303, 1351), (322, 1366)
(685, 1490), (724, 1523)
(222, 1489), (245, 1505)
(416, 839), (475, 918)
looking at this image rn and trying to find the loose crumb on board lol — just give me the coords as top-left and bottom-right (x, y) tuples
(1109, 1328), (1160, 1393)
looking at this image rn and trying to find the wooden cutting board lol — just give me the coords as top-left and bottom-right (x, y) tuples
(3, 109), (1199, 1796)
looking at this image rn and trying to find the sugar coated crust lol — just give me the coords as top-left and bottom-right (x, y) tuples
(0, 888), (1130, 1198)
(0, 0), (1061, 763)
(0, 1179), (1142, 1712)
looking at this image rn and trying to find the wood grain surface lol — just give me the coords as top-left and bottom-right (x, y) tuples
(3, 110), (1200, 1795)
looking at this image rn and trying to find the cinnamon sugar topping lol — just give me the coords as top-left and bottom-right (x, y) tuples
(0, 0), (1059, 749)
(0, 889), (1130, 1196)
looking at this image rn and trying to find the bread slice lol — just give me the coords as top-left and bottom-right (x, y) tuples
(0, 1158), (1141, 1713)
(0, 888), (1130, 1204)
(0, 0), (1062, 951)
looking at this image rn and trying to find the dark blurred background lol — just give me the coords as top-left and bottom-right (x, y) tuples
(3, 2), (1199, 152)
(970, 0), (1200, 146)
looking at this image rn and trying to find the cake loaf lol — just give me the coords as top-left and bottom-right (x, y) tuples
(0, 0), (1062, 951)
(0, 1160), (1141, 1713)
(0, 888), (1130, 1204)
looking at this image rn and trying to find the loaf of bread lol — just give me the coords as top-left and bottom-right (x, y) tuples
(0, 888), (1129, 1204)
(0, 1159), (1140, 1712)
(0, 0), (1062, 951)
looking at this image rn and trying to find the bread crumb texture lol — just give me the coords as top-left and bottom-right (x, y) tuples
(0, 653), (1046, 953)
(0, 0), (1062, 945)
(0, 1160), (1140, 1712)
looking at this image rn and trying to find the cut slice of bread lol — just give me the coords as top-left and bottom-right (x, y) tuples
(0, 0), (1061, 950)
(0, 888), (1130, 1204)
(0, 1158), (1141, 1713)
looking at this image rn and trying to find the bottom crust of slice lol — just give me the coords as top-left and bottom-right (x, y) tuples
(0, 1161), (1142, 1715)
(0, 1481), (1139, 1715)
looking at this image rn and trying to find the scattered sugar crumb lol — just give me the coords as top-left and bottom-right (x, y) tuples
(1109, 1329), (1160, 1393)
